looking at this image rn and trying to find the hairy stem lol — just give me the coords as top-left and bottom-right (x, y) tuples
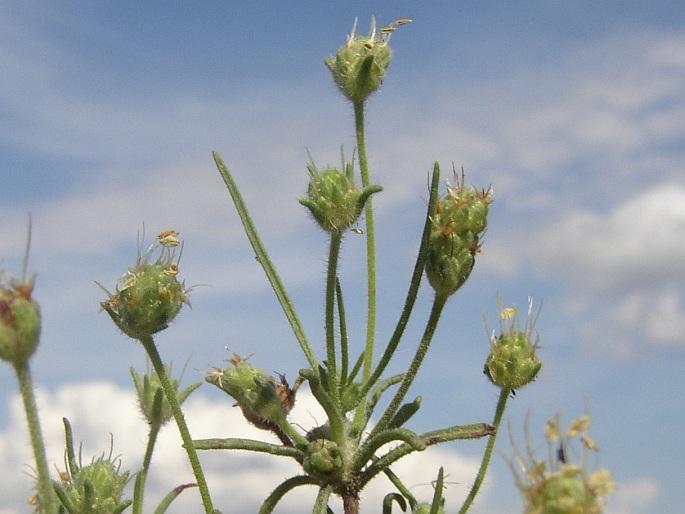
(325, 232), (343, 399)
(14, 360), (57, 514)
(139, 336), (214, 514)
(213, 151), (318, 370)
(354, 99), (377, 384)
(370, 292), (448, 439)
(458, 388), (510, 513)
(336, 279), (350, 386)
(132, 424), (160, 514)
(360, 162), (441, 399)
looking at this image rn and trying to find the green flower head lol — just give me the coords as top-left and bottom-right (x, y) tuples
(508, 412), (616, 514)
(325, 17), (407, 104)
(425, 168), (492, 298)
(206, 352), (292, 430)
(299, 153), (381, 234)
(0, 271), (40, 366)
(98, 230), (190, 340)
(484, 294), (542, 391)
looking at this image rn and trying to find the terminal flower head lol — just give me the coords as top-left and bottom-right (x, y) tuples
(53, 420), (131, 513)
(98, 230), (190, 340)
(0, 226), (41, 365)
(206, 352), (299, 432)
(484, 294), (542, 391)
(508, 412), (616, 514)
(299, 153), (381, 234)
(325, 16), (397, 104)
(425, 167), (492, 298)
(0, 270), (40, 365)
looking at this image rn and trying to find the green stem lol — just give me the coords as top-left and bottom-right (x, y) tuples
(258, 475), (319, 514)
(193, 437), (304, 460)
(132, 425), (160, 514)
(336, 279), (350, 386)
(139, 336), (214, 514)
(369, 292), (449, 440)
(381, 466), (417, 511)
(299, 368), (345, 442)
(359, 162), (441, 398)
(458, 388), (510, 514)
(14, 360), (57, 514)
(325, 232), (343, 397)
(353, 100), (377, 383)
(359, 423), (495, 489)
(314, 484), (334, 514)
(352, 428), (425, 472)
(213, 151), (318, 370)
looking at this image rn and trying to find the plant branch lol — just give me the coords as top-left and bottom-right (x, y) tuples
(369, 291), (449, 439)
(360, 162), (441, 398)
(336, 279), (350, 387)
(14, 360), (57, 514)
(353, 100), (377, 386)
(139, 335), (214, 514)
(458, 388), (510, 514)
(258, 475), (319, 514)
(359, 423), (496, 488)
(132, 422), (160, 514)
(213, 151), (318, 370)
(325, 232), (343, 398)
(193, 437), (304, 460)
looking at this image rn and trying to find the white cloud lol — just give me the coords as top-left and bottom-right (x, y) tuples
(0, 381), (499, 514)
(605, 477), (660, 514)
(520, 183), (685, 355)
(532, 183), (685, 295)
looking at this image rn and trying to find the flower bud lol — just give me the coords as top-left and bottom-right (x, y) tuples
(98, 231), (189, 340)
(206, 353), (289, 431)
(0, 272), (40, 365)
(56, 456), (131, 513)
(484, 295), (541, 391)
(325, 17), (393, 104)
(508, 412), (616, 514)
(131, 363), (201, 428)
(425, 170), (492, 297)
(302, 438), (344, 481)
(299, 158), (381, 234)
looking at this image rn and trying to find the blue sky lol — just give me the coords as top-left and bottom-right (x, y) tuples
(1, 1), (684, 513)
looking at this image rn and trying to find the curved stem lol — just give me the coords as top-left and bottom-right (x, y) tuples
(360, 423), (495, 489)
(381, 466), (417, 512)
(258, 475), (319, 514)
(14, 360), (57, 514)
(139, 336), (214, 514)
(458, 388), (510, 514)
(369, 292), (448, 440)
(299, 368), (345, 442)
(353, 100), (377, 384)
(352, 428), (424, 472)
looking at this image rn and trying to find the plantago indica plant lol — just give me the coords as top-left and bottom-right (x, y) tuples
(0, 16), (615, 514)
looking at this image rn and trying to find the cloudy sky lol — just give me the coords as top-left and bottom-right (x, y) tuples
(1, 1), (684, 513)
